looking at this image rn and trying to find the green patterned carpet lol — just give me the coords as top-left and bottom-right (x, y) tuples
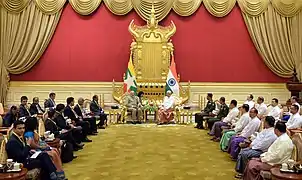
(63, 124), (235, 180)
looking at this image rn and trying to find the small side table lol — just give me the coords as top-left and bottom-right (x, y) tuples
(143, 109), (158, 123)
(271, 167), (302, 180)
(109, 109), (121, 124)
(179, 109), (193, 124)
(0, 168), (27, 180)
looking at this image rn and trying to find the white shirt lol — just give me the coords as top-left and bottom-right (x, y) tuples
(268, 106), (281, 121)
(244, 100), (255, 111)
(69, 105), (79, 119)
(163, 96), (175, 110)
(286, 113), (302, 129)
(50, 98), (56, 107)
(234, 112), (250, 133)
(261, 133), (294, 166)
(255, 103), (268, 116)
(251, 127), (277, 152)
(36, 104), (43, 114)
(223, 107), (239, 123)
(241, 117), (261, 138)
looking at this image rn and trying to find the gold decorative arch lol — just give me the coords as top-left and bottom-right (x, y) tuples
(1, 0), (302, 17)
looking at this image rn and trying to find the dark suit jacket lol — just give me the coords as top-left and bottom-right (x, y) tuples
(44, 98), (55, 109)
(44, 118), (61, 136)
(3, 112), (17, 127)
(19, 104), (30, 118)
(217, 104), (229, 119)
(90, 101), (102, 115)
(6, 133), (31, 164)
(204, 100), (216, 114)
(64, 105), (78, 121)
(54, 111), (71, 130)
(74, 104), (83, 117)
(29, 103), (45, 115)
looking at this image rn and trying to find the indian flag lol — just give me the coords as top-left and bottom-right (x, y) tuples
(166, 55), (179, 96)
(123, 54), (137, 93)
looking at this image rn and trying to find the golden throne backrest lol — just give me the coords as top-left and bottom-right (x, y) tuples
(129, 15), (176, 82)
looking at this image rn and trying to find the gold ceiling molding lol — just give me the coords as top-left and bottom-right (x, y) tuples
(172, 0), (202, 16)
(203, 0), (236, 17)
(104, 0), (133, 15)
(237, 0), (269, 16)
(35, 0), (66, 15)
(69, 0), (102, 15)
(0, 0), (301, 18)
(271, 0), (302, 17)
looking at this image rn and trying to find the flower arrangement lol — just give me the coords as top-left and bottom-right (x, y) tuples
(142, 100), (158, 112)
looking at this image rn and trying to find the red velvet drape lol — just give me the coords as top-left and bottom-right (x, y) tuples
(11, 4), (286, 82)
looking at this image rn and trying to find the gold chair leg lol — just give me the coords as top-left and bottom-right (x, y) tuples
(113, 110), (116, 124)
(143, 109), (146, 123)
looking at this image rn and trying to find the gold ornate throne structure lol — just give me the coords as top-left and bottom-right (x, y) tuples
(112, 6), (190, 121)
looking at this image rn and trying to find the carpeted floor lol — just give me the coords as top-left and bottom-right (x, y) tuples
(63, 124), (235, 180)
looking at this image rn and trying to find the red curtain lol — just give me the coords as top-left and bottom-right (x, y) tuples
(11, 4), (286, 82)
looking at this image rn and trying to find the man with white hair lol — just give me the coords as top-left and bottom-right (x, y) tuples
(124, 91), (142, 123)
(158, 91), (176, 124)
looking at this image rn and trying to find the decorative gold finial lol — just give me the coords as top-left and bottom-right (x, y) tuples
(151, 3), (155, 14)
(148, 3), (157, 29)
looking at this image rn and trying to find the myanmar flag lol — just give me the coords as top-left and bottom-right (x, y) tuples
(166, 55), (179, 96)
(123, 55), (137, 93)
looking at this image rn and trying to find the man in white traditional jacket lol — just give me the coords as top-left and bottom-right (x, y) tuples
(267, 98), (281, 122)
(286, 104), (302, 129)
(254, 96), (267, 119)
(220, 104), (251, 151)
(158, 91), (176, 124)
(209, 100), (239, 141)
(243, 122), (294, 180)
(235, 116), (277, 178)
(244, 94), (255, 111)
(228, 108), (261, 159)
(291, 96), (300, 112)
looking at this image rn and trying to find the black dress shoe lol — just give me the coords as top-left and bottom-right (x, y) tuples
(99, 126), (105, 129)
(76, 143), (84, 148)
(83, 138), (92, 142)
(73, 156), (78, 159)
(88, 132), (98, 136)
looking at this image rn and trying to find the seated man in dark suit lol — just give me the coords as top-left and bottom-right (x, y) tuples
(54, 104), (84, 145)
(74, 98), (98, 133)
(3, 105), (18, 127)
(64, 97), (92, 142)
(45, 110), (83, 152)
(44, 92), (56, 110)
(19, 96), (37, 121)
(6, 120), (59, 180)
(30, 97), (45, 115)
(90, 95), (107, 128)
